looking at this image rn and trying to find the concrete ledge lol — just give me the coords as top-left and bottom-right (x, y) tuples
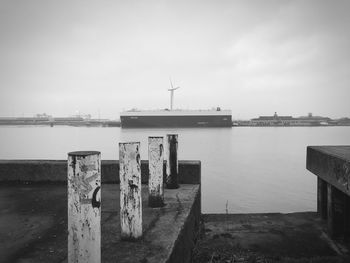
(0, 160), (201, 184)
(193, 212), (350, 262)
(307, 146), (350, 196)
(0, 184), (201, 263)
(307, 146), (350, 239)
(168, 182), (201, 262)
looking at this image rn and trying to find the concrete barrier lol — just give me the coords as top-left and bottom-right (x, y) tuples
(167, 184), (201, 263)
(0, 160), (200, 184)
(307, 146), (350, 238)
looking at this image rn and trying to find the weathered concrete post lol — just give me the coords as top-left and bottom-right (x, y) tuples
(327, 184), (345, 238)
(317, 178), (328, 220)
(68, 151), (101, 263)
(119, 142), (142, 240)
(344, 195), (350, 237)
(148, 136), (164, 207)
(166, 134), (179, 189)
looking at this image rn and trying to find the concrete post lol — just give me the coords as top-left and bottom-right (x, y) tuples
(327, 184), (345, 238)
(119, 142), (142, 240)
(148, 136), (164, 207)
(68, 151), (101, 263)
(344, 195), (350, 238)
(166, 134), (179, 189)
(317, 178), (328, 220)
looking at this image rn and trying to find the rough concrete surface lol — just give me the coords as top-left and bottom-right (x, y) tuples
(307, 146), (350, 196)
(0, 183), (200, 263)
(192, 213), (350, 263)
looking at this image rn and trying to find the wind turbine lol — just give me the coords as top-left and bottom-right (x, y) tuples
(168, 78), (180, 111)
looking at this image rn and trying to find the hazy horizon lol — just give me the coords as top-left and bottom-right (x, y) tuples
(1, 0), (349, 120)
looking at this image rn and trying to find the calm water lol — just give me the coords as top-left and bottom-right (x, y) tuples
(1, 126), (349, 213)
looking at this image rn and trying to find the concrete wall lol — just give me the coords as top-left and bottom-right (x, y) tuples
(167, 184), (201, 263)
(0, 160), (201, 184)
(307, 146), (350, 196)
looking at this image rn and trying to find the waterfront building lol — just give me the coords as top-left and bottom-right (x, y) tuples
(251, 112), (295, 126)
(251, 112), (331, 126)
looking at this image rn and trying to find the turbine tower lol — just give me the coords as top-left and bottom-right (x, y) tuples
(168, 79), (180, 111)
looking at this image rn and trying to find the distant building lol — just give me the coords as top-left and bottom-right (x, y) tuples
(335, 117), (350, 126)
(251, 112), (295, 126)
(251, 112), (331, 126)
(35, 113), (52, 119)
(296, 113), (330, 126)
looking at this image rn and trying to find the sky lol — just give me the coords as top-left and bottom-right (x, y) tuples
(0, 0), (349, 120)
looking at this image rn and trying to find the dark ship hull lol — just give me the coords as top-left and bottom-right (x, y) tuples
(120, 110), (232, 128)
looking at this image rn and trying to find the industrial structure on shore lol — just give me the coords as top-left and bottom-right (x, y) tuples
(0, 113), (120, 127)
(235, 112), (350, 127)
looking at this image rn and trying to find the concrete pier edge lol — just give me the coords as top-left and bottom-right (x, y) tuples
(0, 159), (201, 263)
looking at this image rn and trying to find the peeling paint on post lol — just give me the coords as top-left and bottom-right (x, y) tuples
(166, 134), (179, 189)
(68, 151), (101, 263)
(119, 142), (142, 240)
(148, 137), (164, 207)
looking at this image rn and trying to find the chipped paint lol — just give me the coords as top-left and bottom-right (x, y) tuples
(68, 151), (101, 263)
(166, 134), (179, 189)
(148, 137), (164, 207)
(119, 142), (142, 240)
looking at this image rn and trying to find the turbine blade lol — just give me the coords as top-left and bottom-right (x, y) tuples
(169, 77), (174, 89)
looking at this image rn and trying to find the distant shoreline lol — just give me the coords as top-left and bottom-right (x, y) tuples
(0, 121), (121, 127)
(1, 123), (350, 128)
(233, 124), (350, 127)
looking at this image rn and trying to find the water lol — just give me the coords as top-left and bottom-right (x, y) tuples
(1, 126), (349, 213)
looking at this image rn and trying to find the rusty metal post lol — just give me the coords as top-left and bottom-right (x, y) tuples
(119, 142), (142, 240)
(166, 134), (179, 189)
(68, 151), (101, 263)
(148, 136), (164, 207)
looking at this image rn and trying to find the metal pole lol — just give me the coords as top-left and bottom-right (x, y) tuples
(68, 151), (101, 263)
(119, 142), (142, 240)
(166, 134), (179, 189)
(148, 137), (164, 207)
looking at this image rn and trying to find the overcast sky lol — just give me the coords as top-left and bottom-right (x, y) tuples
(0, 0), (349, 119)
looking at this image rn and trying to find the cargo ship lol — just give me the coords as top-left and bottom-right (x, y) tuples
(120, 82), (232, 128)
(120, 108), (232, 128)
